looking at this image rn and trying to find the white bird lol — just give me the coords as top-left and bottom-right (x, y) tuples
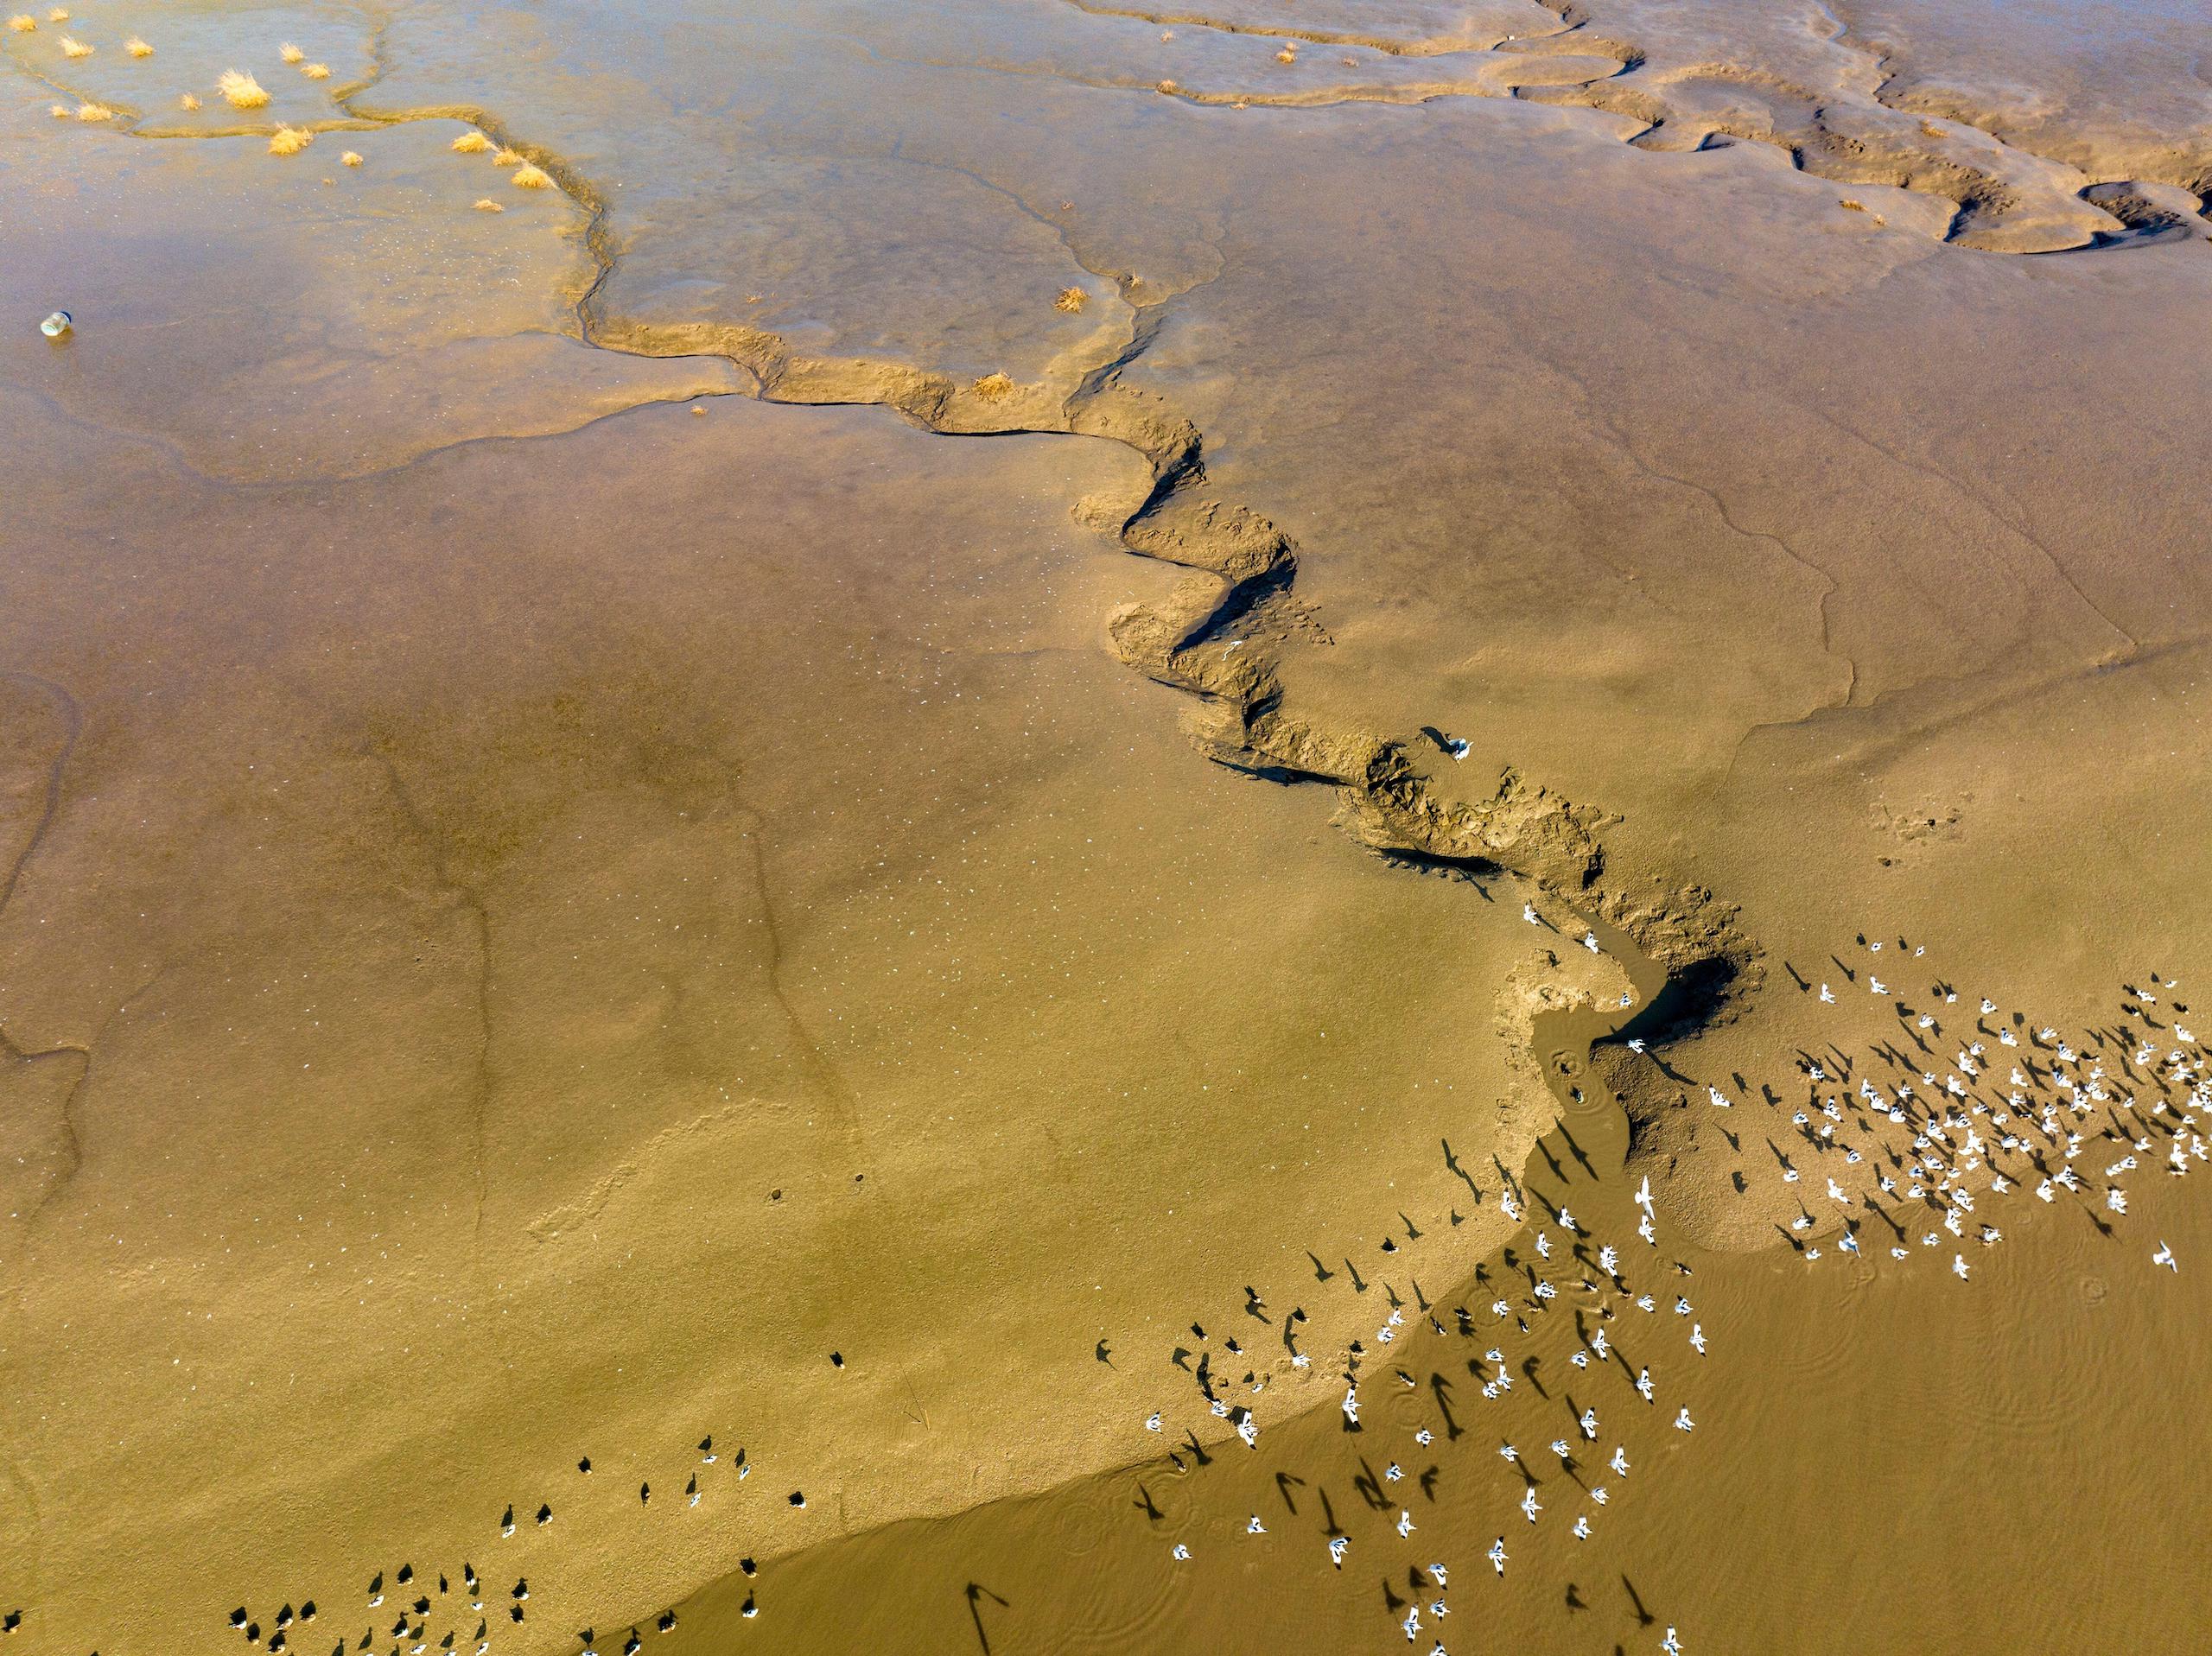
(1610, 1445), (1630, 1475)
(1573, 1514), (1592, 1539)
(1820, 984), (1834, 1004)
(1952, 1254), (1970, 1280)
(1499, 1442), (1519, 1462)
(1146, 1412), (1161, 1431)
(2153, 1241), (2177, 1272)
(1662, 1630), (1682, 1656)
(1584, 932), (1600, 953)
(1636, 1368), (1654, 1401)
(1635, 1177), (1653, 1211)
(1385, 1462), (1403, 1482)
(1689, 1323), (1706, 1354)
(1488, 1538), (1507, 1575)
(1580, 1407), (1599, 1438)
(1398, 1509), (1416, 1538)
(1402, 1603), (1421, 1641)
(1173, 1543), (1191, 1560)
(1592, 1485), (1609, 1504)
(1674, 1407), (1694, 1432)
(1329, 1535), (1349, 1567)
(1551, 1438), (1571, 1457)
(1520, 1488), (1541, 1522)
(1870, 979), (1886, 995)
(1248, 1514), (1266, 1533)
(1523, 904), (1540, 924)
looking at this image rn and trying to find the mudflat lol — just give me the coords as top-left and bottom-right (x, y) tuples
(3, 2), (2208, 1653)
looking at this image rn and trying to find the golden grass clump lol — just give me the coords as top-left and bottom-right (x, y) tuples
(125, 35), (151, 56)
(267, 124), (313, 155)
(46, 5), (66, 19)
(217, 69), (269, 108)
(473, 197), (503, 212)
(59, 33), (91, 55)
(8, 15), (36, 32)
(48, 101), (67, 117)
(75, 100), (111, 119)
(510, 162), (551, 188)
(1275, 42), (1297, 61)
(970, 372), (1015, 402)
(491, 145), (522, 166)
(451, 129), (490, 153)
(340, 149), (361, 166)
(279, 41), (302, 62)
(1053, 287), (1086, 314)
(178, 91), (199, 109)
(302, 60), (328, 78)
(1157, 78), (1178, 92)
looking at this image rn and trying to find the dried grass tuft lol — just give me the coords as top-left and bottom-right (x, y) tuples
(217, 69), (269, 108)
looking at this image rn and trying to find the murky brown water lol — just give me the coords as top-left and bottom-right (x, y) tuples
(4, 1), (2209, 1652)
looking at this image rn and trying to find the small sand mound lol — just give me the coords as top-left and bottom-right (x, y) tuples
(217, 69), (268, 108)
(267, 125), (313, 156)
(451, 130), (490, 153)
(510, 162), (551, 189)
(278, 41), (302, 63)
(59, 33), (90, 55)
(302, 61), (328, 79)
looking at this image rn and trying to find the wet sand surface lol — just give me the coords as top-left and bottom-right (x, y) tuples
(3, 1), (2210, 1652)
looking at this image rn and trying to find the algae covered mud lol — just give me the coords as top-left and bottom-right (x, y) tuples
(4, 1), (2211, 1652)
